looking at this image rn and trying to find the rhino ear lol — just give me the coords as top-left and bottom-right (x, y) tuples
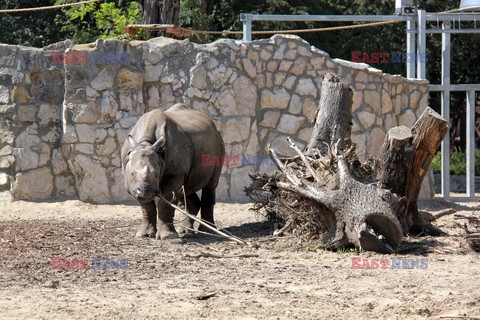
(152, 120), (167, 153)
(127, 135), (138, 149)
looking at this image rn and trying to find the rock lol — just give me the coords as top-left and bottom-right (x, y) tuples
(90, 68), (114, 91)
(364, 90), (381, 113)
(397, 109), (416, 128)
(232, 75), (257, 116)
(297, 127), (313, 142)
(208, 64), (234, 88)
(242, 58), (256, 78)
(302, 98), (318, 123)
(368, 127), (386, 156)
(55, 175), (77, 196)
(68, 154), (110, 203)
(117, 69), (143, 91)
(381, 90), (393, 114)
(295, 77), (317, 97)
(96, 137), (117, 156)
(0, 85), (10, 104)
(229, 166), (254, 202)
(276, 114), (305, 134)
(409, 90), (421, 109)
(288, 94), (302, 114)
(259, 111), (281, 128)
(52, 149), (68, 175)
(0, 173), (9, 186)
(100, 90), (118, 121)
(357, 110), (376, 129)
(260, 87), (290, 110)
(269, 134), (304, 157)
(190, 65), (207, 89)
(39, 104), (59, 124)
(14, 128), (42, 171)
(110, 168), (130, 202)
(76, 124), (107, 144)
(17, 105), (37, 122)
(12, 167), (53, 200)
(290, 57), (307, 75)
(222, 117), (251, 144)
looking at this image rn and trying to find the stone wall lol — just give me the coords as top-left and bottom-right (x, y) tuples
(0, 35), (431, 203)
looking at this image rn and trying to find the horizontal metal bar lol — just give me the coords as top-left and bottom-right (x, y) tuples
(427, 28), (480, 33)
(240, 13), (480, 23)
(240, 13), (414, 22)
(407, 28), (480, 34)
(430, 84), (480, 91)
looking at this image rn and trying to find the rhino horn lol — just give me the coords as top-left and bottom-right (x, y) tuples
(152, 136), (165, 153)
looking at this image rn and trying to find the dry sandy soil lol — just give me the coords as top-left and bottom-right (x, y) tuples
(0, 196), (479, 320)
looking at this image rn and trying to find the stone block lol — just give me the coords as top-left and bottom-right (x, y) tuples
(276, 114), (305, 134)
(13, 167), (54, 200)
(260, 87), (290, 110)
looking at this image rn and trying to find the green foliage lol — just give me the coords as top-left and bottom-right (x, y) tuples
(431, 149), (480, 176)
(337, 247), (356, 254)
(56, 0), (141, 43)
(0, 0), (67, 47)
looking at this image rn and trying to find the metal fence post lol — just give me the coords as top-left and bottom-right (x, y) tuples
(240, 13), (252, 42)
(466, 90), (476, 197)
(417, 9), (426, 79)
(441, 21), (451, 198)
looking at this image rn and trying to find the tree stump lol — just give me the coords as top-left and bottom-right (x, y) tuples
(246, 74), (448, 253)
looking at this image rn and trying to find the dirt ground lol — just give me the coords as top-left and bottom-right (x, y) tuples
(0, 196), (479, 320)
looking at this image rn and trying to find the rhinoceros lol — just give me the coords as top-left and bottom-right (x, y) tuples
(121, 103), (225, 240)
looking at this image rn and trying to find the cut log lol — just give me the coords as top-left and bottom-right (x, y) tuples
(376, 107), (448, 233)
(406, 107), (449, 232)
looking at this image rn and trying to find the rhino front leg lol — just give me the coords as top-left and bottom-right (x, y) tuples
(136, 200), (157, 238)
(156, 197), (179, 240)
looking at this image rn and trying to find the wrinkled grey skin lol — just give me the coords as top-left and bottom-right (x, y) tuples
(121, 103), (225, 240)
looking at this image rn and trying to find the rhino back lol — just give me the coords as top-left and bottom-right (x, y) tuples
(165, 104), (224, 193)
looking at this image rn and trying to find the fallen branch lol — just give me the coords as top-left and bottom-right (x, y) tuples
(195, 291), (218, 300)
(158, 194), (247, 245)
(287, 137), (320, 184)
(186, 252), (259, 259)
(420, 208), (457, 222)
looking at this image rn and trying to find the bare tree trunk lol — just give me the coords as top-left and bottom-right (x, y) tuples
(136, 0), (180, 37)
(305, 73), (353, 156)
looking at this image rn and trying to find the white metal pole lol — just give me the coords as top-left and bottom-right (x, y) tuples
(441, 22), (451, 198)
(466, 90), (476, 197)
(406, 20), (416, 79)
(417, 10), (426, 79)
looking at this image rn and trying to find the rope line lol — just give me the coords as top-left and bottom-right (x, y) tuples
(0, 0), (100, 13)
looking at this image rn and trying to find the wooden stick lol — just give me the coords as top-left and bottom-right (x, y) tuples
(287, 137), (321, 184)
(158, 194), (247, 245)
(268, 146), (302, 186)
(420, 208), (456, 222)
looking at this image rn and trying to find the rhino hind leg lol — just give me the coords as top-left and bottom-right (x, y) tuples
(199, 187), (216, 232)
(176, 193), (201, 236)
(136, 200), (157, 238)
